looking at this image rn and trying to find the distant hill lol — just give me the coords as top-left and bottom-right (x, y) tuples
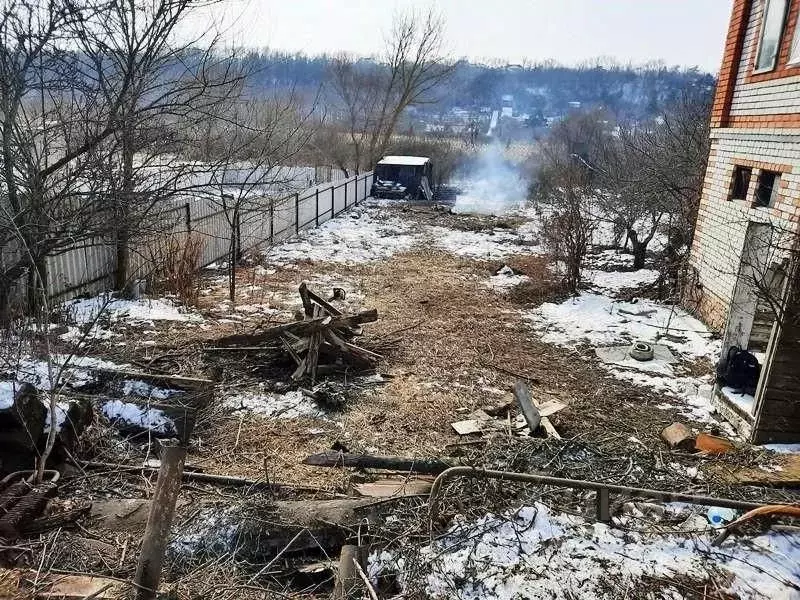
(237, 51), (716, 122)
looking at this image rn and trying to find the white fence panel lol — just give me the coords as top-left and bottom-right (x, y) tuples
(10, 172), (373, 304)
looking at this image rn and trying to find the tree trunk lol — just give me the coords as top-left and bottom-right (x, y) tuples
(228, 228), (237, 303)
(628, 230), (648, 270)
(115, 124), (135, 293)
(26, 251), (48, 315)
(115, 228), (131, 292)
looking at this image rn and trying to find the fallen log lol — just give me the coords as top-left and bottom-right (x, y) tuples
(303, 451), (454, 475)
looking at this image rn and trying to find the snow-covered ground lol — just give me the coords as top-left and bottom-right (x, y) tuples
(63, 293), (201, 325)
(372, 502), (800, 600)
(526, 293), (722, 423)
(264, 206), (420, 265)
(222, 388), (327, 419)
(427, 225), (539, 260)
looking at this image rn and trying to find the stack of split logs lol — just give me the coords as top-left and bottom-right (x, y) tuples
(215, 282), (381, 383)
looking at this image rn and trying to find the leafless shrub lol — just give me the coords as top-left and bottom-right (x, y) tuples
(540, 205), (596, 292)
(146, 233), (205, 306)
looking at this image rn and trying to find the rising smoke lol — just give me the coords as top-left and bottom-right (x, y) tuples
(452, 143), (527, 216)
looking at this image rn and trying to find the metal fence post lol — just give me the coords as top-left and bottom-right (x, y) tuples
(344, 178), (348, 208)
(269, 200), (274, 243)
(331, 185), (335, 218)
(315, 188), (320, 226)
(295, 193), (300, 233)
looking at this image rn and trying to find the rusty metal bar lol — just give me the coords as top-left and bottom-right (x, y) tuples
(428, 466), (779, 525)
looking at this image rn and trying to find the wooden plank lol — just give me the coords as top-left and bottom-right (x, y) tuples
(90, 368), (213, 392)
(303, 283), (343, 316)
(451, 420), (482, 435)
(537, 400), (567, 418)
(513, 381), (561, 439)
(712, 453), (800, 486)
(354, 478), (433, 497)
(298, 281), (315, 318)
(134, 444), (187, 600)
(759, 398), (800, 418)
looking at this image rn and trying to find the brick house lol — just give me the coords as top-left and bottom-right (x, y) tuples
(688, 0), (800, 443)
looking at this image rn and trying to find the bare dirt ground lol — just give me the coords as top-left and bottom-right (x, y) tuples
(7, 202), (800, 599)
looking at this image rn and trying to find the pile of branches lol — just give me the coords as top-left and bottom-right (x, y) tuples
(211, 283), (382, 385)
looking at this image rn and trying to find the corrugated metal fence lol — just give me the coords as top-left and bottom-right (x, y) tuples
(43, 171), (373, 301)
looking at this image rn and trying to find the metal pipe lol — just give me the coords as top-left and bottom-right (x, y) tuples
(429, 466), (780, 524)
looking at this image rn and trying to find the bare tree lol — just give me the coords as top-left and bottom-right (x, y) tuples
(325, 9), (453, 176)
(76, 0), (243, 292)
(533, 115), (601, 292)
(197, 93), (316, 302)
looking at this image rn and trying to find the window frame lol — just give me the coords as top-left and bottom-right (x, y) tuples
(753, 0), (790, 74)
(789, 8), (800, 64)
(754, 169), (781, 207)
(730, 165), (753, 201)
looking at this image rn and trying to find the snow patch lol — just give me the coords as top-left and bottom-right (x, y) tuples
(374, 502), (800, 600)
(428, 226), (539, 260)
(63, 294), (201, 325)
(223, 389), (325, 419)
(264, 208), (419, 264)
(101, 399), (176, 434)
(0, 381), (16, 410)
(527, 293), (719, 361)
(585, 268), (660, 294)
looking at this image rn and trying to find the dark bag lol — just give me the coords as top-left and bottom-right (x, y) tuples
(716, 345), (761, 394)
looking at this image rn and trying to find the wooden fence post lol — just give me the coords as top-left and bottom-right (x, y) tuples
(134, 443), (187, 600)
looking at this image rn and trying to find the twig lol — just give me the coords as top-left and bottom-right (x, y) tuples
(352, 558), (379, 600)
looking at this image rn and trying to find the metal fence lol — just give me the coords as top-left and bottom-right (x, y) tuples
(42, 171), (373, 302)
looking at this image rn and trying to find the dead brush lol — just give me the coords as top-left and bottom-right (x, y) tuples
(146, 232), (205, 306)
(502, 255), (569, 306)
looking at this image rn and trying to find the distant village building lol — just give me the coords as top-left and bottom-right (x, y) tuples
(688, 0), (800, 442)
(501, 95), (514, 117)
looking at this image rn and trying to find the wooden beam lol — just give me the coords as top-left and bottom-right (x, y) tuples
(303, 451), (454, 475)
(134, 444), (187, 600)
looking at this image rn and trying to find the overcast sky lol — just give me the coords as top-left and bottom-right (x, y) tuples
(187, 0), (732, 73)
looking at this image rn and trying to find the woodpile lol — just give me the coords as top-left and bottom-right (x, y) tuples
(214, 282), (381, 384)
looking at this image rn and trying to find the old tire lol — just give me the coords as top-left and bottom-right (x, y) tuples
(630, 341), (654, 361)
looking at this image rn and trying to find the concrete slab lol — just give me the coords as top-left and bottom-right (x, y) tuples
(595, 344), (677, 374)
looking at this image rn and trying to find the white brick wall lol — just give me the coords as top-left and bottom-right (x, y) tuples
(689, 130), (800, 327)
(730, 0), (800, 116)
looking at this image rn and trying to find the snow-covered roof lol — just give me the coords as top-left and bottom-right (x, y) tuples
(377, 156), (430, 166)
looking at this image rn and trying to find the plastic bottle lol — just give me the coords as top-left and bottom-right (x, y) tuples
(707, 506), (737, 526)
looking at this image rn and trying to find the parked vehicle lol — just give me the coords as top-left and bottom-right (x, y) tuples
(371, 156), (433, 201)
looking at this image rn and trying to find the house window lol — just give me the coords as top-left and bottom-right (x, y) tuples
(730, 166), (752, 200)
(755, 0), (789, 72)
(789, 16), (800, 63)
(754, 170), (781, 207)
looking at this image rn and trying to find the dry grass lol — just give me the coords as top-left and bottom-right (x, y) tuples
(146, 232), (205, 305)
